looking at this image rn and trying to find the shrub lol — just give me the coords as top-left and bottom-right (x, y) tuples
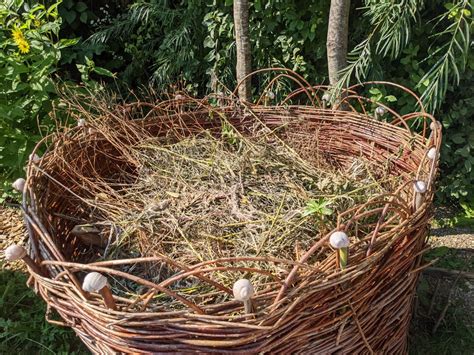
(0, 1), (76, 199)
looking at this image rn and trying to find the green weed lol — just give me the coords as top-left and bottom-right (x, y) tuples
(0, 266), (87, 354)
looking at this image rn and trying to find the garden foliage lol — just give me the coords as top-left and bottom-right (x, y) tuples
(0, 0), (75, 197)
(0, 0), (472, 211)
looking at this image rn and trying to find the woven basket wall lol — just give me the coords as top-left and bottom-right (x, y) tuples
(19, 75), (441, 354)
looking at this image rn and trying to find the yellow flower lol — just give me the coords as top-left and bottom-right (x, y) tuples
(11, 27), (30, 54)
(18, 40), (30, 54)
(12, 28), (23, 42)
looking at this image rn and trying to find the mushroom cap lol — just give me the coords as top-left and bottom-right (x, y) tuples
(5, 244), (27, 261)
(77, 118), (86, 127)
(29, 153), (41, 164)
(83, 272), (108, 292)
(427, 147), (437, 160)
(329, 231), (350, 249)
(375, 106), (386, 116)
(414, 180), (427, 193)
(12, 178), (26, 192)
(322, 93), (331, 102)
(266, 91), (275, 100)
(233, 279), (254, 301)
(430, 121), (441, 131)
(174, 94), (184, 100)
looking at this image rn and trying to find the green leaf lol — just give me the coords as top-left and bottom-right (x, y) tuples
(75, 2), (87, 12)
(63, 10), (76, 25)
(203, 36), (214, 48)
(444, 2), (454, 10)
(321, 206), (334, 216)
(63, 0), (74, 10)
(80, 11), (88, 23)
(57, 38), (79, 49)
(93, 66), (115, 78)
(369, 88), (381, 95)
(451, 134), (465, 144)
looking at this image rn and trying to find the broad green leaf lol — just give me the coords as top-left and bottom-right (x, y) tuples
(75, 2), (87, 12)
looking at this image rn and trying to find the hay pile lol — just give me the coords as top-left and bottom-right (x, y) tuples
(74, 115), (401, 302)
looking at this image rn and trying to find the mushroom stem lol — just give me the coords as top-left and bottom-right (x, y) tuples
(330, 231), (350, 271)
(243, 299), (254, 314)
(98, 286), (117, 310)
(339, 247), (348, 270)
(415, 194), (424, 210)
(23, 255), (44, 275)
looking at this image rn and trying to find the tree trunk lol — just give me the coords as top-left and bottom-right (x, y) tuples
(234, 0), (252, 101)
(327, 0), (351, 86)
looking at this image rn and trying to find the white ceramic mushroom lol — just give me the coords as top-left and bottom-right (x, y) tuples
(322, 93), (331, 109)
(375, 106), (386, 119)
(427, 147), (437, 160)
(266, 91), (275, 100)
(29, 153), (41, 164)
(413, 180), (427, 211)
(82, 272), (116, 310)
(12, 178), (25, 192)
(4, 244), (43, 275)
(233, 278), (254, 314)
(329, 231), (350, 270)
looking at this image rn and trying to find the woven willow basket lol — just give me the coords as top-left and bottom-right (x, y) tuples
(18, 70), (441, 354)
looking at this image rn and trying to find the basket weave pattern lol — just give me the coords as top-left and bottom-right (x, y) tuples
(21, 75), (441, 354)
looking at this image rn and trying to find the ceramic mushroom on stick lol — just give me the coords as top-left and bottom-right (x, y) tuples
(264, 91), (275, 106)
(374, 106), (386, 120)
(413, 180), (427, 211)
(82, 272), (117, 310)
(12, 178), (26, 192)
(427, 147), (437, 160)
(322, 93), (331, 109)
(4, 244), (43, 275)
(29, 153), (41, 164)
(330, 231), (350, 270)
(266, 91), (275, 100)
(233, 278), (254, 314)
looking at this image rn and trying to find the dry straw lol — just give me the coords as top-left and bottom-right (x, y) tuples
(14, 68), (440, 353)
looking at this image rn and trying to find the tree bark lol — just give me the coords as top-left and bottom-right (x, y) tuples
(327, 0), (351, 86)
(234, 0), (252, 101)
